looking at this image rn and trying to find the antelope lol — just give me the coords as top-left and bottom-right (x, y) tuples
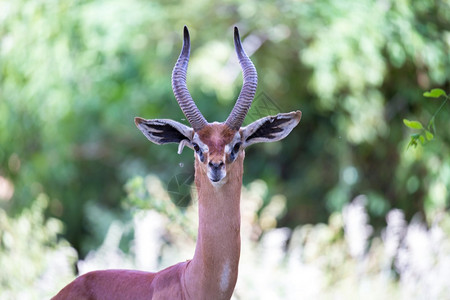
(53, 26), (301, 300)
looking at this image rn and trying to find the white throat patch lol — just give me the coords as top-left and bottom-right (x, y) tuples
(220, 261), (231, 292)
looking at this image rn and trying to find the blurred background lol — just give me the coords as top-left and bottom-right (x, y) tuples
(1, 0), (449, 298)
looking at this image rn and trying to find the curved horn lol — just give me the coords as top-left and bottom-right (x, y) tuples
(225, 27), (258, 130)
(172, 26), (207, 131)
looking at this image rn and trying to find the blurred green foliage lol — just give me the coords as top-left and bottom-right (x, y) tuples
(0, 0), (449, 261)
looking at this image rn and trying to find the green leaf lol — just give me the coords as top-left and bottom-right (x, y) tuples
(423, 88), (446, 98)
(425, 130), (434, 141)
(403, 119), (424, 130)
(419, 135), (425, 144)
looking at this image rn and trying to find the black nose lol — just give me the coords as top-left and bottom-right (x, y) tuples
(208, 161), (224, 170)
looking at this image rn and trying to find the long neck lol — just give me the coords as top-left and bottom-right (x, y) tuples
(184, 154), (244, 300)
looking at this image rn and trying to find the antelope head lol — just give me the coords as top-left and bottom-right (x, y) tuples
(135, 26), (301, 185)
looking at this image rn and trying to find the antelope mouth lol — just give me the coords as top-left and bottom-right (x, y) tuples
(208, 170), (225, 184)
(208, 174), (224, 183)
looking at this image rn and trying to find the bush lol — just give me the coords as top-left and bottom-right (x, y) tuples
(0, 194), (76, 299)
(65, 176), (450, 299)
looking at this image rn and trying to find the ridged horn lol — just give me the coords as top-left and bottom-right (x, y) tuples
(225, 27), (258, 130)
(172, 26), (207, 131)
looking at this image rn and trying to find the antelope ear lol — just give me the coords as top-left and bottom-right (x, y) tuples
(135, 118), (194, 154)
(241, 111), (302, 148)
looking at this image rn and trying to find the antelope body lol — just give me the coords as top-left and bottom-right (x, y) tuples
(53, 26), (301, 300)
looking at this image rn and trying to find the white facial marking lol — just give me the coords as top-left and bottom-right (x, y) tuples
(192, 133), (209, 153)
(220, 261), (231, 292)
(210, 176), (228, 188)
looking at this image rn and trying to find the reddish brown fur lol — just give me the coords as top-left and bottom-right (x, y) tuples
(196, 124), (238, 171)
(187, 151), (244, 299)
(52, 262), (189, 300)
(197, 124), (236, 156)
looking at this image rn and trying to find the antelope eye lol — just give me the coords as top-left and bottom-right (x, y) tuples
(192, 143), (205, 162)
(232, 142), (241, 153)
(193, 143), (200, 152)
(230, 142), (241, 161)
